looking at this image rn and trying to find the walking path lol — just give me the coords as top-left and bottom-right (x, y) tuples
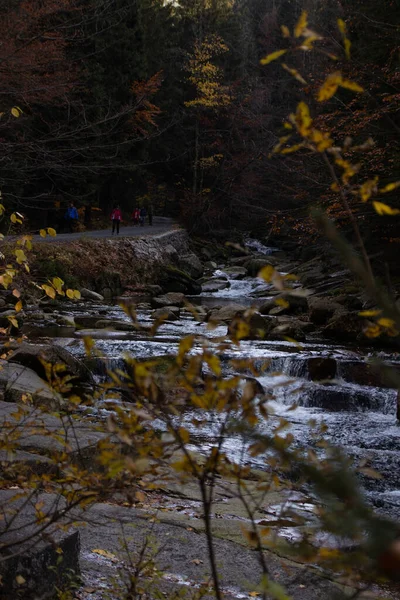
(32, 216), (176, 242)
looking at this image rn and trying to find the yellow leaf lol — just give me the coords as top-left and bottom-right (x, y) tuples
(15, 575), (25, 585)
(359, 309), (381, 317)
(178, 427), (190, 444)
(282, 63), (307, 85)
(10, 213), (17, 224)
(66, 289), (75, 299)
(295, 101), (312, 136)
(260, 49), (287, 66)
(337, 18), (347, 35)
(280, 143), (305, 154)
(258, 265), (275, 282)
(365, 324), (381, 338)
(373, 201), (400, 216)
(52, 277), (64, 293)
(42, 284), (56, 299)
(14, 249), (27, 264)
(359, 178), (378, 202)
(377, 318), (396, 328)
(275, 298), (290, 308)
(380, 181), (400, 193)
(47, 227), (57, 237)
(15, 300), (22, 313)
(281, 25), (290, 38)
(344, 38), (351, 60)
(294, 11), (308, 38)
(340, 79), (363, 93)
(92, 549), (118, 562)
(317, 72), (341, 102)
(358, 467), (383, 479)
(73, 290), (81, 300)
(8, 317), (19, 328)
(39, 229), (47, 238)
(11, 107), (22, 118)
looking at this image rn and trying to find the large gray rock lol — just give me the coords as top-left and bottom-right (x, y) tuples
(208, 304), (247, 323)
(228, 311), (273, 340)
(152, 307), (180, 321)
(80, 288), (104, 302)
(0, 362), (60, 408)
(260, 293), (308, 316)
(8, 343), (94, 389)
(161, 266), (202, 295)
(201, 279), (230, 293)
(95, 319), (135, 331)
(179, 253), (203, 279)
(308, 297), (342, 326)
(0, 490), (80, 600)
(74, 315), (104, 329)
(151, 292), (185, 308)
(245, 259), (274, 277)
(222, 266), (247, 280)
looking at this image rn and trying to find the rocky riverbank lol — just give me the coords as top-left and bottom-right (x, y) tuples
(1, 230), (400, 599)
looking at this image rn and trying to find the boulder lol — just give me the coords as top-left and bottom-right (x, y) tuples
(308, 297), (342, 326)
(161, 266), (201, 295)
(151, 292), (185, 308)
(201, 279), (230, 293)
(74, 315), (104, 329)
(270, 322), (306, 342)
(152, 307), (180, 321)
(95, 319), (135, 331)
(323, 310), (363, 341)
(208, 304), (247, 324)
(245, 259), (274, 277)
(179, 253), (203, 279)
(260, 293), (308, 316)
(222, 266), (247, 280)
(8, 343), (94, 390)
(0, 490), (80, 600)
(307, 358), (337, 381)
(0, 362), (61, 408)
(146, 284), (163, 296)
(204, 261), (218, 270)
(164, 244), (179, 261)
(228, 311), (273, 340)
(80, 288), (104, 302)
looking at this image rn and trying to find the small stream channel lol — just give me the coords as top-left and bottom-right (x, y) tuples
(24, 240), (400, 523)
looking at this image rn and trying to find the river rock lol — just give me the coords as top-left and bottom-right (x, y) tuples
(151, 292), (185, 308)
(270, 322), (306, 342)
(0, 490), (80, 600)
(80, 288), (104, 302)
(308, 297), (342, 325)
(179, 253), (203, 279)
(323, 310), (363, 341)
(152, 307), (180, 321)
(260, 294), (308, 316)
(74, 315), (105, 328)
(245, 258), (274, 277)
(204, 261), (218, 270)
(0, 361), (61, 408)
(8, 343), (94, 390)
(161, 266), (201, 295)
(223, 266), (247, 280)
(228, 311), (273, 340)
(201, 279), (230, 293)
(307, 357), (337, 381)
(208, 304), (247, 323)
(95, 319), (135, 331)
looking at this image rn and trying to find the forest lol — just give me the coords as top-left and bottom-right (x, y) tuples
(1, 0), (398, 246)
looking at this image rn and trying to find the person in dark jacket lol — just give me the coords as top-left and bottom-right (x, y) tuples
(64, 202), (78, 232)
(140, 206), (147, 226)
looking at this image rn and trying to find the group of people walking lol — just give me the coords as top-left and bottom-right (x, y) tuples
(110, 204), (153, 235)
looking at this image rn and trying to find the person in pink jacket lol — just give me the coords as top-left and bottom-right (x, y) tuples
(111, 204), (122, 235)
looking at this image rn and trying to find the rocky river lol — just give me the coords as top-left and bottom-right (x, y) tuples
(2, 234), (400, 599)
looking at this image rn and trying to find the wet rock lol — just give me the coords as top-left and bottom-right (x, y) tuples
(323, 310), (363, 341)
(228, 311), (273, 340)
(146, 284), (163, 296)
(95, 319), (135, 331)
(260, 294), (308, 316)
(201, 279), (230, 293)
(270, 322), (306, 342)
(204, 261), (218, 270)
(0, 490), (80, 600)
(0, 362), (61, 408)
(0, 298), (6, 308)
(95, 271), (123, 299)
(151, 292), (185, 308)
(308, 297), (342, 326)
(179, 253), (203, 279)
(8, 343), (94, 390)
(307, 357), (337, 381)
(245, 258), (274, 277)
(304, 386), (385, 412)
(152, 307), (180, 321)
(74, 315), (104, 329)
(222, 266), (247, 280)
(80, 288), (104, 302)
(164, 244), (179, 261)
(208, 304), (246, 323)
(161, 266), (201, 295)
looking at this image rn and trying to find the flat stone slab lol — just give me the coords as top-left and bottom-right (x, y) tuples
(0, 401), (112, 465)
(0, 362), (59, 406)
(0, 490), (80, 599)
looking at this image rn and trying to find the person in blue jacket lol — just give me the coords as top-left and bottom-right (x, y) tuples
(65, 201), (78, 232)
